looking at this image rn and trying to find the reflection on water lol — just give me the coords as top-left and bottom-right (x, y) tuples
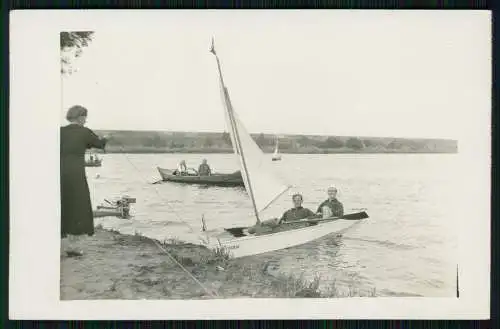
(88, 153), (459, 297)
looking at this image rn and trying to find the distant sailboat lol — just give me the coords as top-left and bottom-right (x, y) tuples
(200, 38), (369, 258)
(272, 136), (282, 161)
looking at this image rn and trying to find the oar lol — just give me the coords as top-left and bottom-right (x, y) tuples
(104, 199), (115, 206)
(283, 211), (369, 225)
(224, 211), (369, 237)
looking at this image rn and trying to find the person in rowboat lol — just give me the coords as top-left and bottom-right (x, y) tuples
(198, 159), (212, 176)
(316, 186), (344, 218)
(174, 160), (188, 175)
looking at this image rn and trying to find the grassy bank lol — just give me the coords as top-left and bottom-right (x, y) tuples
(60, 227), (377, 299)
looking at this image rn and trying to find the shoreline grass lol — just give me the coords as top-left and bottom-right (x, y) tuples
(61, 226), (377, 299)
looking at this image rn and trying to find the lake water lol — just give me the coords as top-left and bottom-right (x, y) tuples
(87, 153), (459, 297)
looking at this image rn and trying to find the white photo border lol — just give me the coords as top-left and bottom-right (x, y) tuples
(9, 10), (491, 319)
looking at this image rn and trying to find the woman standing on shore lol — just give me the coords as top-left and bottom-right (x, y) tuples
(61, 105), (107, 256)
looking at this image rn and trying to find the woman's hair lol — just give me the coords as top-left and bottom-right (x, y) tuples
(292, 193), (303, 201)
(66, 105), (88, 122)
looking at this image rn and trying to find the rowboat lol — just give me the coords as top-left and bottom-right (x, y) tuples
(157, 167), (244, 187)
(85, 158), (102, 167)
(198, 38), (368, 258)
(85, 151), (102, 167)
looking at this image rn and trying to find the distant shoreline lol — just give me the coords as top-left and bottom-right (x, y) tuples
(98, 148), (458, 155)
(91, 130), (458, 154)
(96, 146), (458, 155)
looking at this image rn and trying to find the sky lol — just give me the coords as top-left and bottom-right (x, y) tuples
(61, 11), (490, 139)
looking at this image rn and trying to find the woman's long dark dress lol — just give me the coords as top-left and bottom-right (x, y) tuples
(60, 124), (106, 238)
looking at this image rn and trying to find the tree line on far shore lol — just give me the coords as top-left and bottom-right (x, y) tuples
(94, 130), (458, 154)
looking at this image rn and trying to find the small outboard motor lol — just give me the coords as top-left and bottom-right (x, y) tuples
(95, 195), (136, 219)
(116, 196), (136, 219)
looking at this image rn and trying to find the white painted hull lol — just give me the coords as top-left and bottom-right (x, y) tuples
(202, 219), (362, 259)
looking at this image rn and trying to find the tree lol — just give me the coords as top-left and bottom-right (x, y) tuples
(345, 137), (364, 150)
(204, 137), (214, 148)
(221, 131), (232, 146)
(142, 137), (155, 147)
(60, 31), (94, 74)
(387, 139), (404, 149)
(362, 139), (375, 147)
(298, 136), (312, 147)
(256, 133), (267, 148)
(322, 136), (344, 149)
(152, 134), (167, 148)
(169, 140), (185, 148)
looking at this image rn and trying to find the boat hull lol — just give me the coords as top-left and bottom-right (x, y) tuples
(93, 209), (122, 218)
(85, 160), (102, 167)
(203, 218), (363, 258)
(157, 167), (244, 187)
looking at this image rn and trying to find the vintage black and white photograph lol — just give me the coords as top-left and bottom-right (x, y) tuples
(10, 10), (490, 319)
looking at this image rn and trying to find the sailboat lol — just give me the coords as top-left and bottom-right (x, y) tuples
(200, 38), (368, 258)
(271, 136), (282, 161)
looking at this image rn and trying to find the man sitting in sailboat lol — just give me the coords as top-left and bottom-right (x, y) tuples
(279, 193), (316, 223)
(316, 186), (344, 218)
(198, 159), (212, 176)
(247, 193), (316, 234)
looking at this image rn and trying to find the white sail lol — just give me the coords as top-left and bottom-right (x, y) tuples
(211, 40), (290, 222)
(273, 138), (279, 156)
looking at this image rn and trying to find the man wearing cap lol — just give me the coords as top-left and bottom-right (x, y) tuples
(198, 159), (212, 176)
(316, 186), (344, 217)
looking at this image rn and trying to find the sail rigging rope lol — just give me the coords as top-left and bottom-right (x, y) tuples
(112, 142), (195, 233)
(151, 239), (219, 298)
(98, 143), (222, 298)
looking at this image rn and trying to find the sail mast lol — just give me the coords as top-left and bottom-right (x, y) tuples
(210, 38), (261, 224)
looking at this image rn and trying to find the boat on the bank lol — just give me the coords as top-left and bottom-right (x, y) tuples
(199, 38), (369, 258)
(210, 212), (368, 258)
(156, 167), (244, 187)
(93, 196), (136, 219)
(271, 136), (282, 161)
(85, 151), (102, 167)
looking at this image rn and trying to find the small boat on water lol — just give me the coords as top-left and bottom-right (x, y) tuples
(271, 136), (282, 161)
(157, 167), (244, 187)
(199, 38), (369, 258)
(85, 151), (102, 167)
